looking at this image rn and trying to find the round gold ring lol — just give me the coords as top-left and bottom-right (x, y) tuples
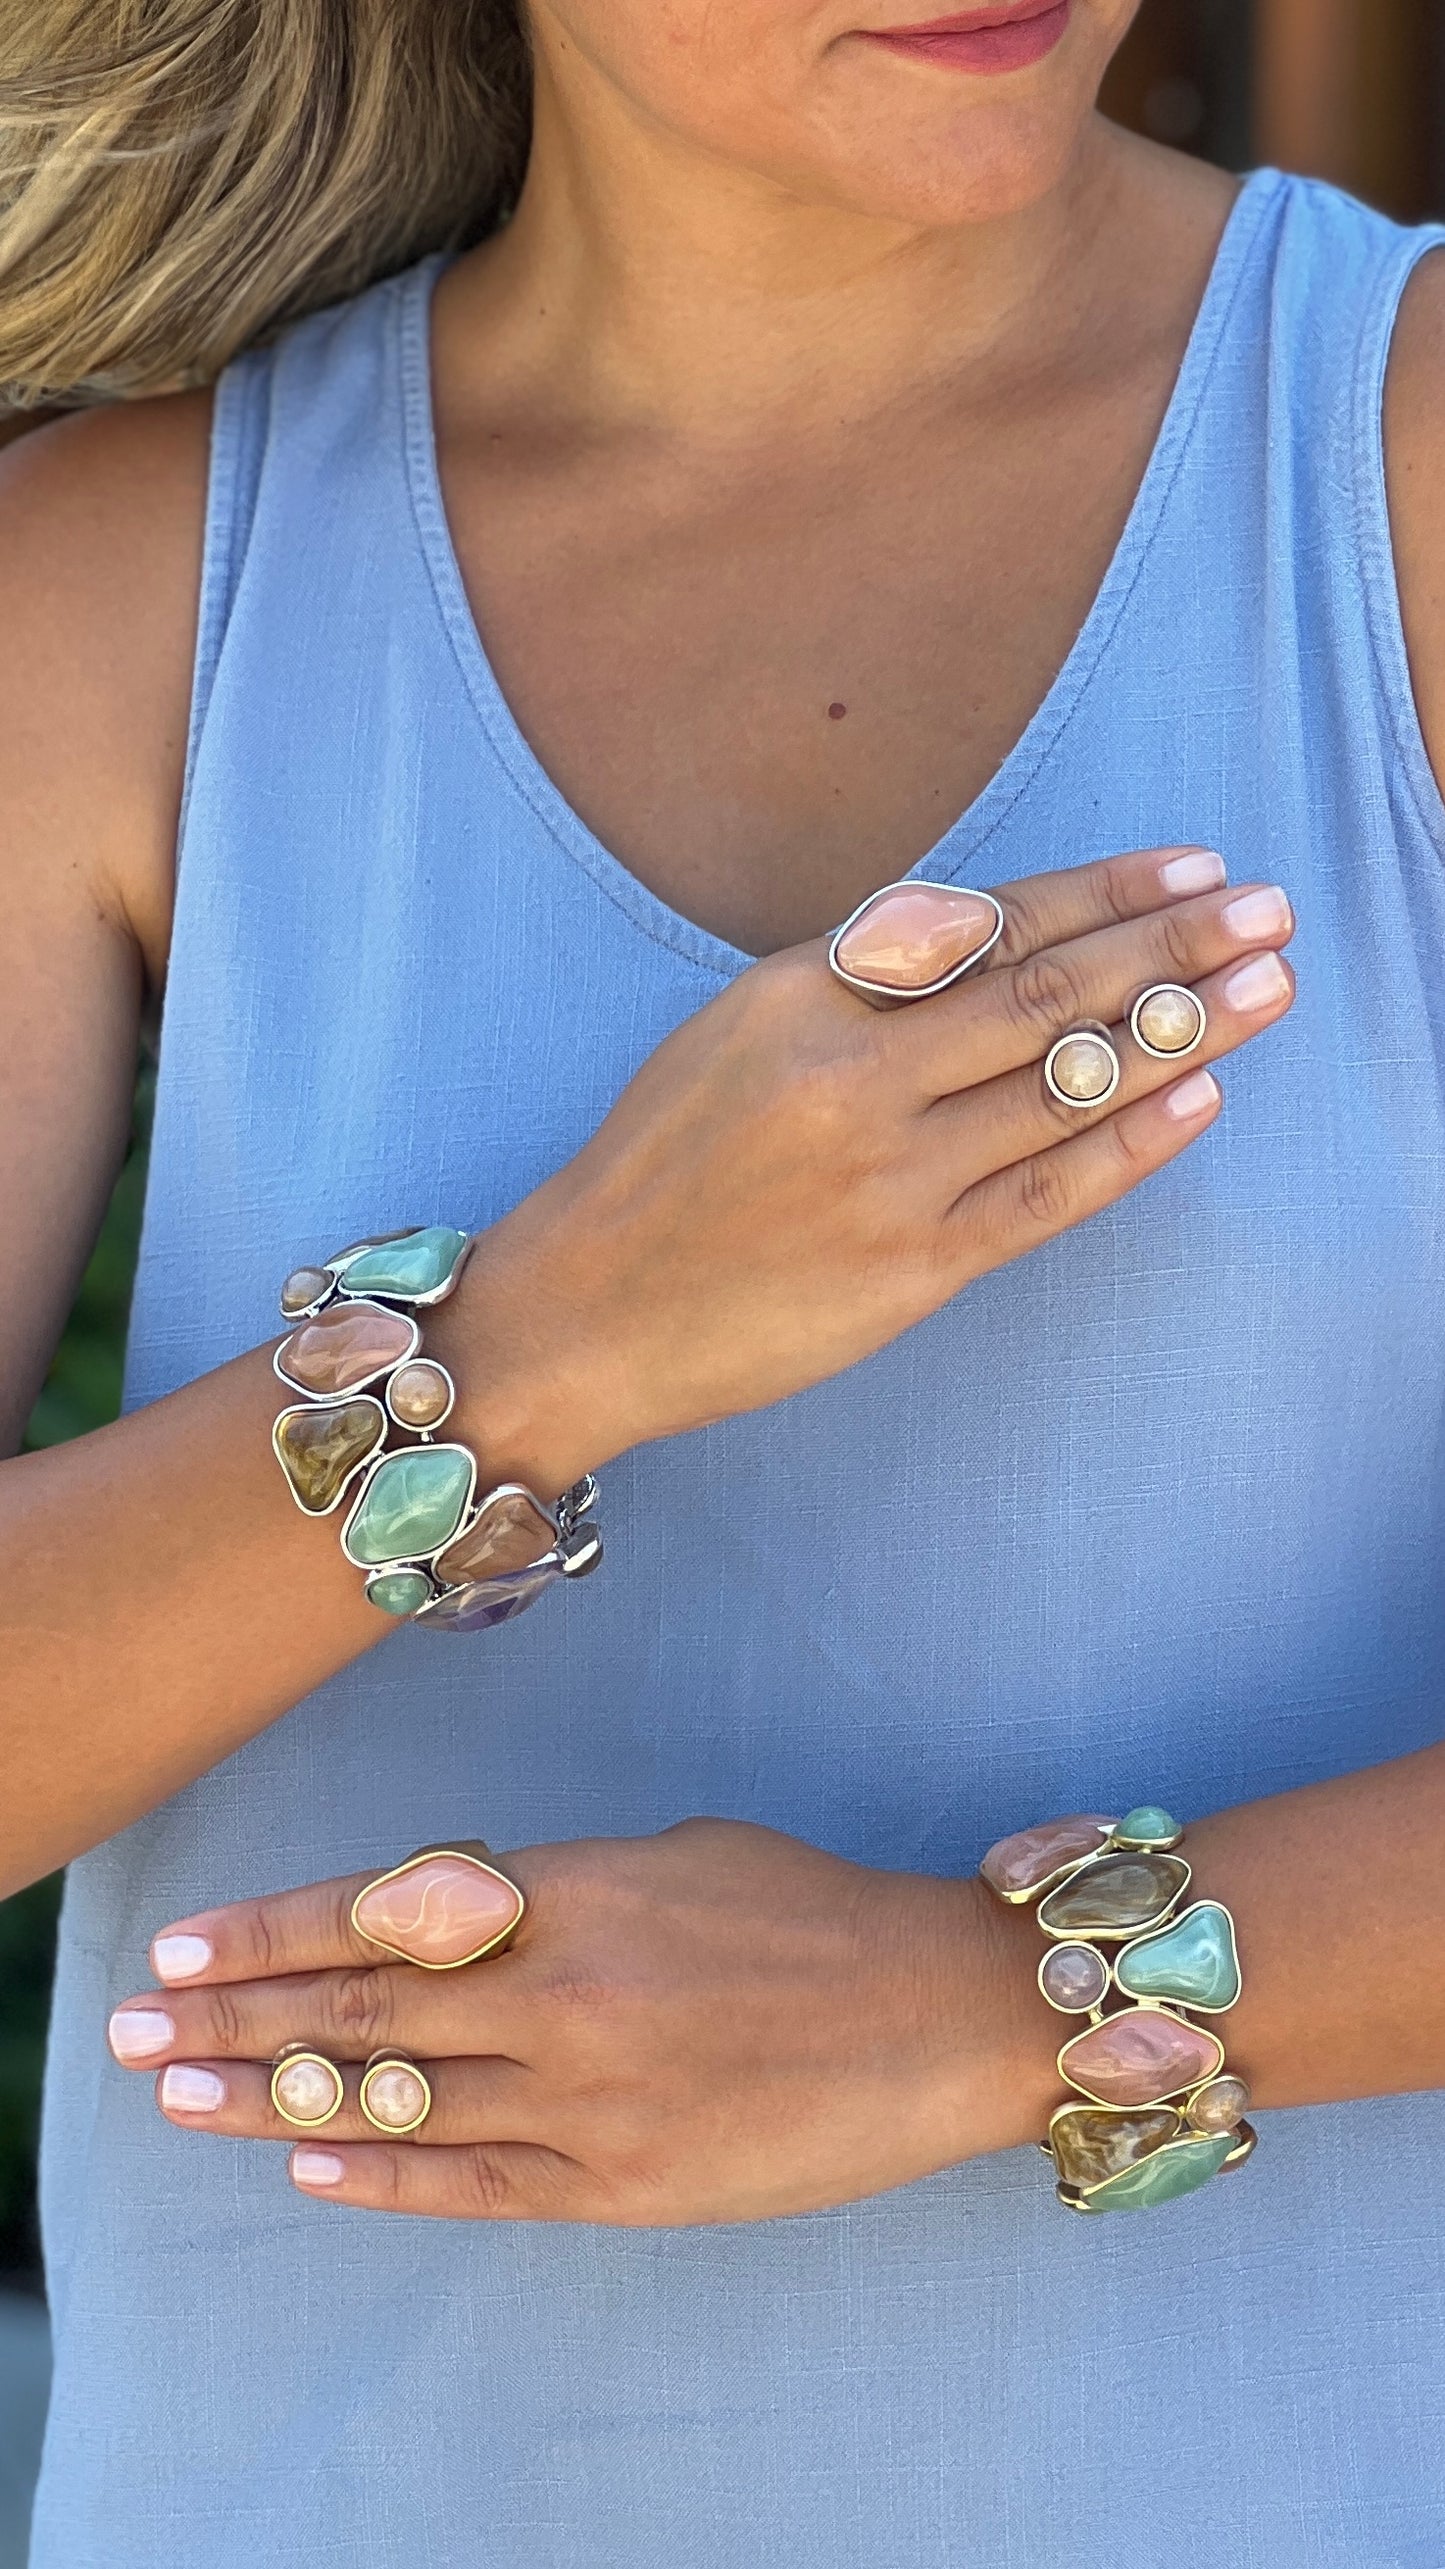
(350, 1842), (527, 1971)
(270, 2043), (344, 2129)
(359, 2051), (433, 2136)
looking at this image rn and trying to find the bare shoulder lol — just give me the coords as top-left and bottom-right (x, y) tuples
(1384, 248), (1445, 801)
(0, 388), (212, 992)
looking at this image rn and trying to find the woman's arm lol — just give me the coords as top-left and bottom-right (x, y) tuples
(100, 1741), (1445, 2224)
(0, 403), (1298, 1898)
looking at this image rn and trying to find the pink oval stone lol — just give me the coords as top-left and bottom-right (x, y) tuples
(434, 1489), (555, 1588)
(833, 883), (1001, 993)
(981, 1816), (1114, 1901)
(1060, 2008), (1224, 2108)
(352, 1852), (524, 1967)
(277, 1299), (416, 1396)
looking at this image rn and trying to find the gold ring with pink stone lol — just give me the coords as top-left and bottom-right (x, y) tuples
(270, 2043), (345, 2129)
(269, 1224), (602, 1630)
(350, 1844), (527, 1972)
(828, 878), (1005, 1006)
(980, 1805), (1255, 2215)
(358, 2051), (434, 2135)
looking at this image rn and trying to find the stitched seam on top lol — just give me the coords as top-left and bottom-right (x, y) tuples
(177, 361), (249, 853)
(398, 175), (1278, 939)
(396, 266), (737, 980)
(1352, 223), (1445, 864)
(956, 170), (1284, 878)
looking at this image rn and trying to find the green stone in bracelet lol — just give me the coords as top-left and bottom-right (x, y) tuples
(1073, 2130), (1234, 2213)
(334, 1225), (470, 1304)
(1114, 1901), (1242, 2013)
(365, 1569), (435, 1618)
(1112, 1806), (1185, 1850)
(343, 1446), (475, 1567)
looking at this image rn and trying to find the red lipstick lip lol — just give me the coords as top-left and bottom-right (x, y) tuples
(855, 0), (1072, 70)
(869, 0), (1061, 29)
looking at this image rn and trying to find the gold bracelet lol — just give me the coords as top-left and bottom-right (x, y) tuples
(271, 1225), (601, 1630)
(980, 1805), (1255, 2214)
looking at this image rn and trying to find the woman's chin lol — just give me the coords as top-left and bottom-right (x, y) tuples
(780, 103), (1092, 231)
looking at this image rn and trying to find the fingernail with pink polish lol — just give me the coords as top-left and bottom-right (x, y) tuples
(1222, 953), (1292, 1014)
(151, 1933), (214, 1984)
(291, 2148), (346, 2191)
(108, 2007), (175, 2063)
(1162, 1068), (1222, 1122)
(351, 1853), (523, 1968)
(1159, 849), (1226, 897)
(1222, 886), (1293, 943)
(160, 2064), (225, 2115)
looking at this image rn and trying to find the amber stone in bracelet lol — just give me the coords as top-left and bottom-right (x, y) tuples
(1037, 1852), (1190, 1940)
(387, 1360), (454, 1431)
(1058, 2007), (1224, 2108)
(980, 1816), (1114, 1901)
(274, 1397), (386, 1514)
(277, 1299), (418, 1398)
(279, 1265), (332, 1317)
(1185, 2074), (1251, 2135)
(433, 1488), (556, 1588)
(1050, 2105), (1182, 2192)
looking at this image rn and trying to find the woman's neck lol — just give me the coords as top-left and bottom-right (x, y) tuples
(455, 68), (1134, 441)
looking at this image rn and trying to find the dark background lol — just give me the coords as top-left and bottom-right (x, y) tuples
(2, 0), (1444, 2297)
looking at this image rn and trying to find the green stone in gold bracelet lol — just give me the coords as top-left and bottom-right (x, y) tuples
(981, 1805), (1255, 2215)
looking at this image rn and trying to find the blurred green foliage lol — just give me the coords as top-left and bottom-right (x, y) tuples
(0, 1063), (152, 2284)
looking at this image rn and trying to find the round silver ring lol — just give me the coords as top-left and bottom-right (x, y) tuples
(828, 880), (1005, 1007)
(1128, 983), (1207, 1061)
(1043, 1023), (1121, 1110)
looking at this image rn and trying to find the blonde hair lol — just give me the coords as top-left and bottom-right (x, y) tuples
(0, 2), (530, 410)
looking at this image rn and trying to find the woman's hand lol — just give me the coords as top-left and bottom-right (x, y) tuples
(451, 848), (1295, 1493)
(110, 1826), (1055, 2224)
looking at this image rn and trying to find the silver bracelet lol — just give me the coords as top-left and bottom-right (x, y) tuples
(270, 1224), (602, 1630)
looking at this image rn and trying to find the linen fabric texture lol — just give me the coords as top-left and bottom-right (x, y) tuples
(32, 173), (1445, 2566)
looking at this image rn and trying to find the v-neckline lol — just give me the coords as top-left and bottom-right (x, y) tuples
(401, 168), (1281, 982)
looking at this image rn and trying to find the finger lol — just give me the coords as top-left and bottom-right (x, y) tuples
(147, 1842), (529, 1989)
(907, 879), (1294, 1099)
(109, 1956), (535, 2070)
(286, 2138), (591, 2222)
(153, 2053), (551, 2147)
(926, 949), (1293, 1187)
(979, 843), (1226, 966)
(952, 1059), (1225, 1263)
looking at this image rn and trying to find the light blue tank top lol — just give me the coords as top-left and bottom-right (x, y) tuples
(32, 171), (1445, 2566)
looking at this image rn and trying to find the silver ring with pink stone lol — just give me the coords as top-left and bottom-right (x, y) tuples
(1043, 1022), (1121, 1109)
(350, 1845), (527, 1972)
(270, 1224), (603, 1631)
(980, 1805), (1254, 2215)
(828, 878), (1005, 1006)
